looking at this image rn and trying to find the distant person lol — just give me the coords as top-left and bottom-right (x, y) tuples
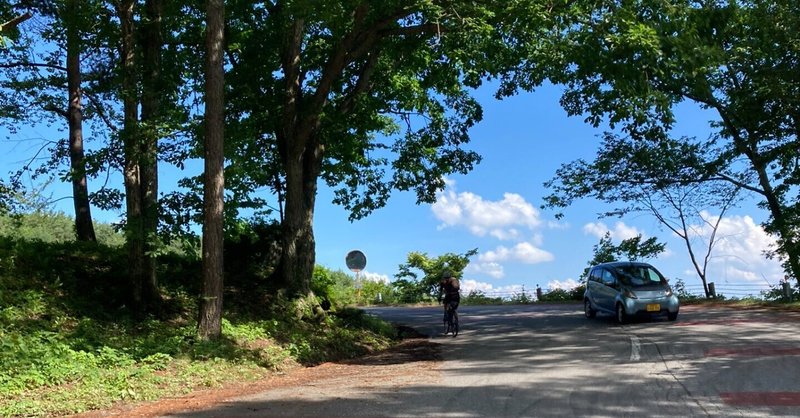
(439, 270), (461, 320)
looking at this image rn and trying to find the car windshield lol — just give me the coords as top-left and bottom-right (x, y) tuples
(614, 265), (666, 287)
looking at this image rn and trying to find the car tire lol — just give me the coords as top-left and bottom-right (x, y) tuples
(616, 303), (628, 324)
(584, 299), (596, 319)
(668, 311), (678, 321)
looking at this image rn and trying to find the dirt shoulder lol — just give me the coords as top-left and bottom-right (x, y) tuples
(71, 330), (442, 418)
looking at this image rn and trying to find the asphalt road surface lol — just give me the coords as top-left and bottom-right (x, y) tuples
(164, 304), (800, 417)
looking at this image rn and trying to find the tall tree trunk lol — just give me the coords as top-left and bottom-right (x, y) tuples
(65, 0), (96, 242)
(278, 129), (323, 296)
(273, 11), (381, 296)
(752, 159), (800, 287)
(198, 0), (225, 341)
(276, 17), (324, 296)
(117, 0), (147, 313)
(139, 0), (163, 311)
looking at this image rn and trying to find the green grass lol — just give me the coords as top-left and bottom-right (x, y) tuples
(0, 291), (396, 417)
(0, 236), (397, 418)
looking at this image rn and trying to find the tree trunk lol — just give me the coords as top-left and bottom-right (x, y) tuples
(278, 131), (322, 296)
(139, 0), (163, 311)
(754, 162), (800, 287)
(117, 0), (147, 313)
(198, 0), (225, 341)
(65, 0), (96, 242)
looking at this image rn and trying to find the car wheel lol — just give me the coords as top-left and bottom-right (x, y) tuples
(584, 299), (596, 318)
(616, 303), (628, 324)
(668, 311), (678, 321)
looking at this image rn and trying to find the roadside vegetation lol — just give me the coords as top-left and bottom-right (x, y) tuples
(4, 211), (800, 416)
(0, 213), (397, 417)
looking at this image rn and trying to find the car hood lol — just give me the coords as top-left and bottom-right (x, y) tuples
(631, 285), (671, 298)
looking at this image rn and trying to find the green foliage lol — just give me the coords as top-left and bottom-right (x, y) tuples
(761, 281), (799, 303)
(538, 288), (573, 302)
(508, 291), (534, 304)
(670, 278), (690, 300)
(357, 277), (398, 305)
(582, 232), (666, 278)
(312, 266), (398, 308)
(221, 1), (546, 220)
(535, 0), (800, 283)
(223, 217), (281, 291)
(394, 249), (478, 303)
(538, 284), (584, 302)
(311, 265), (336, 302)
(0, 238), (397, 417)
(461, 290), (503, 305)
(0, 212), (125, 247)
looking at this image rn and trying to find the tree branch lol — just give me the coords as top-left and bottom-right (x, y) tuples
(0, 62), (68, 72)
(84, 91), (119, 133)
(43, 103), (68, 119)
(1, 12), (32, 32)
(338, 50), (381, 115)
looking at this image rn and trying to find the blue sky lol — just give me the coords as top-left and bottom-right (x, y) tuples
(1, 80), (784, 298)
(313, 82), (784, 297)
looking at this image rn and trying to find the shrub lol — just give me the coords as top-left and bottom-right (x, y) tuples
(462, 290), (502, 305)
(539, 288), (574, 302)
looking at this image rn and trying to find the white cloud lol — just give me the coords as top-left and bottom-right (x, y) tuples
(490, 228), (521, 241)
(432, 183), (542, 239)
(547, 278), (580, 291)
(479, 242), (554, 264)
(693, 213), (783, 284)
(361, 271), (390, 284)
(431, 181), (555, 280)
(583, 221), (642, 241)
(460, 279), (524, 296)
(465, 262), (505, 279)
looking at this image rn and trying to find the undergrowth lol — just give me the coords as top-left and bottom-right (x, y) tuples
(0, 237), (397, 417)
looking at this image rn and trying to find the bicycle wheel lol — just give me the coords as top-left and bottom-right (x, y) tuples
(451, 311), (459, 337)
(443, 310), (450, 335)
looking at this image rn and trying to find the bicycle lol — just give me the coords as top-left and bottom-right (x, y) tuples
(443, 302), (459, 337)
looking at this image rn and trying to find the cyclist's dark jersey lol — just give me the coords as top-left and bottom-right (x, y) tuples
(440, 277), (461, 306)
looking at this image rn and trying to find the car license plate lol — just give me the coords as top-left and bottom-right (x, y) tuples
(646, 303), (660, 312)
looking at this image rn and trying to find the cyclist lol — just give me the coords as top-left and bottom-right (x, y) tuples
(439, 270), (460, 332)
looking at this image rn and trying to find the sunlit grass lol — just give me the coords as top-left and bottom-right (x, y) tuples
(0, 285), (395, 417)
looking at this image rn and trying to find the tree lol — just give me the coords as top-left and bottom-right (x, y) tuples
(197, 0), (225, 341)
(0, 10), (32, 46)
(116, 0), (188, 315)
(528, 0), (800, 286)
(583, 232), (666, 278)
(64, 0), (96, 242)
(0, 1), (99, 242)
(544, 133), (745, 298)
(394, 249), (477, 303)
(221, 1), (562, 297)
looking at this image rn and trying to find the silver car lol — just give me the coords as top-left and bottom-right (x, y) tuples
(583, 261), (679, 323)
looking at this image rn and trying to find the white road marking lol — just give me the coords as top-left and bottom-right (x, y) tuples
(630, 335), (641, 361)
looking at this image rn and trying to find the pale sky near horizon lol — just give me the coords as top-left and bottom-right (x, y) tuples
(1, 79), (785, 298)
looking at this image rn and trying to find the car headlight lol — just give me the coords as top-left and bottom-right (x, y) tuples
(623, 289), (638, 299)
(665, 287), (673, 297)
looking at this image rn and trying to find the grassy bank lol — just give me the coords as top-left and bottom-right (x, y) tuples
(0, 236), (397, 417)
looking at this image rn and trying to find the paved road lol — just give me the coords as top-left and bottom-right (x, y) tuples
(166, 304), (800, 417)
